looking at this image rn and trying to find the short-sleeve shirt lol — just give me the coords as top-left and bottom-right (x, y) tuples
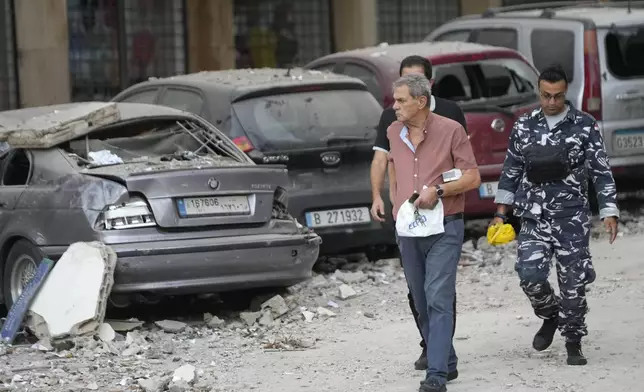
(374, 96), (467, 153)
(387, 112), (478, 218)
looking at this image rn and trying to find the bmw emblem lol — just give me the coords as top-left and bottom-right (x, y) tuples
(207, 177), (220, 189)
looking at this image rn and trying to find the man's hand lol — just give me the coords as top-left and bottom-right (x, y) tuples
(489, 217), (504, 227)
(371, 197), (386, 222)
(413, 187), (438, 209)
(603, 216), (618, 244)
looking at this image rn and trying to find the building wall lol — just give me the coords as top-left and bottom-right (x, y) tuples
(9, 0), (587, 110)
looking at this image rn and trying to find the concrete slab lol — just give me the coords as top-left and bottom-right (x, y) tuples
(0, 102), (120, 149)
(26, 242), (117, 341)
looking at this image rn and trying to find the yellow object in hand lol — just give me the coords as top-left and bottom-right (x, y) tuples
(487, 223), (516, 245)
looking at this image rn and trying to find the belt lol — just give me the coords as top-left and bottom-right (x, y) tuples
(444, 212), (464, 224)
(393, 212), (464, 224)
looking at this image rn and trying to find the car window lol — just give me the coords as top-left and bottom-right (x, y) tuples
(433, 64), (474, 101)
(231, 89), (381, 152)
(478, 59), (538, 98)
(433, 30), (471, 42)
(605, 25), (644, 79)
(2, 149), (31, 186)
(474, 29), (518, 50)
(158, 89), (204, 115)
(530, 29), (575, 81)
(434, 58), (538, 102)
(120, 89), (159, 104)
(341, 64), (384, 105)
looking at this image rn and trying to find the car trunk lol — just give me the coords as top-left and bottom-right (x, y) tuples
(599, 24), (644, 158)
(228, 88), (382, 228)
(83, 163), (288, 229)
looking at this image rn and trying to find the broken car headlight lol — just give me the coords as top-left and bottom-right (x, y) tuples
(98, 199), (157, 230)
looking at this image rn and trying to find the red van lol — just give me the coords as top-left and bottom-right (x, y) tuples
(305, 41), (541, 218)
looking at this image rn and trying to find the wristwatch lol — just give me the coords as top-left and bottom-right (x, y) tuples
(435, 184), (444, 199)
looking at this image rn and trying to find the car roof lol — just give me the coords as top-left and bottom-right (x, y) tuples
(0, 101), (199, 149)
(313, 41), (517, 64)
(136, 68), (368, 102)
(461, 5), (644, 28)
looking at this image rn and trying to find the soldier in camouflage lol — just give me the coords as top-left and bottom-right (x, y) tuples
(490, 65), (619, 366)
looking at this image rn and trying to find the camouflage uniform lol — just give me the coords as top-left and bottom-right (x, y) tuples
(495, 102), (619, 342)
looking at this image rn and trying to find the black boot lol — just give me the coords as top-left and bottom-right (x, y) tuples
(566, 341), (588, 366)
(532, 316), (559, 351)
(414, 346), (428, 370)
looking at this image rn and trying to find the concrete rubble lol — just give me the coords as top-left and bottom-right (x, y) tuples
(0, 214), (642, 391)
(26, 241), (117, 342)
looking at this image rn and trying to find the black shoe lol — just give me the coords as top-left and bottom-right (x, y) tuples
(414, 347), (428, 370)
(532, 316), (559, 351)
(419, 378), (447, 392)
(419, 370), (458, 385)
(566, 342), (588, 366)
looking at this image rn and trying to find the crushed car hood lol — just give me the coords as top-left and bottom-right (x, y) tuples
(0, 102), (120, 149)
(80, 155), (250, 180)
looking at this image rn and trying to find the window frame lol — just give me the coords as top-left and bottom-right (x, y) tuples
(336, 60), (385, 106)
(1, 148), (33, 187)
(530, 28), (576, 82)
(471, 28), (519, 50)
(156, 86), (208, 117)
(432, 29), (473, 43)
(118, 88), (162, 104)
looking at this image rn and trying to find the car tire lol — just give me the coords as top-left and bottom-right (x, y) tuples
(2, 240), (45, 310)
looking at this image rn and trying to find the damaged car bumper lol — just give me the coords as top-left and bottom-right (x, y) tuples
(41, 232), (321, 294)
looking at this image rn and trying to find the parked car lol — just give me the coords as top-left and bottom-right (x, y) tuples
(0, 102), (321, 309)
(425, 1), (644, 192)
(304, 41), (541, 218)
(111, 69), (397, 258)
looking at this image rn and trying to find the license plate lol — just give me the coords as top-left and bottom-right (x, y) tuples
(614, 131), (644, 151)
(479, 182), (499, 198)
(177, 195), (250, 217)
(305, 207), (370, 228)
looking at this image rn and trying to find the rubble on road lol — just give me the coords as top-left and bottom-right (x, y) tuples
(2, 215), (641, 391)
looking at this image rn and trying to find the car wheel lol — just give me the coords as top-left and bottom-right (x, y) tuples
(3, 240), (45, 310)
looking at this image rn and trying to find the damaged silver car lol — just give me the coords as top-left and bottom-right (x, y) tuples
(0, 102), (321, 309)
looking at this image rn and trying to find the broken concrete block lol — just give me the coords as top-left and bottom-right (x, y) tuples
(301, 310), (315, 323)
(207, 315), (225, 328)
(258, 311), (274, 327)
(27, 242), (117, 341)
(338, 284), (357, 300)
(172, 364), (196, 384)
(334, 270), (368, 284)
(155, 320), (187, 334)
(239, 311), (261, 326)
(138, 377), (167, 392)
(260, 295), (289, 318)
(316, 307), (336, 318)
(98, 323), (115, 342)
(106, 319), (144, 332)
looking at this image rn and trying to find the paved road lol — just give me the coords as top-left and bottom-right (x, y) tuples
(240, 234), (644, 392)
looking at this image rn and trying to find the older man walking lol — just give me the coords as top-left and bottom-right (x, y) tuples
(370, 55), (467, 374)
(386, 73), (480, 392)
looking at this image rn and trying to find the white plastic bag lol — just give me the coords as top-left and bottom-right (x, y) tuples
(395, 197), (445, 238)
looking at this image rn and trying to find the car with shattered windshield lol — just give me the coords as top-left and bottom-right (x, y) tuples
(425, 2), (644, 194)
(304, 41), (541, 219)
(0, 102), (321, 309)
(111, 69), (397, 259)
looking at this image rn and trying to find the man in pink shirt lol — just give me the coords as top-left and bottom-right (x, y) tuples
(387, 74), (480, 392)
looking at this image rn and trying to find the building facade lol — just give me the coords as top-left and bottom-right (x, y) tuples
(0, 0), (595, 111)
